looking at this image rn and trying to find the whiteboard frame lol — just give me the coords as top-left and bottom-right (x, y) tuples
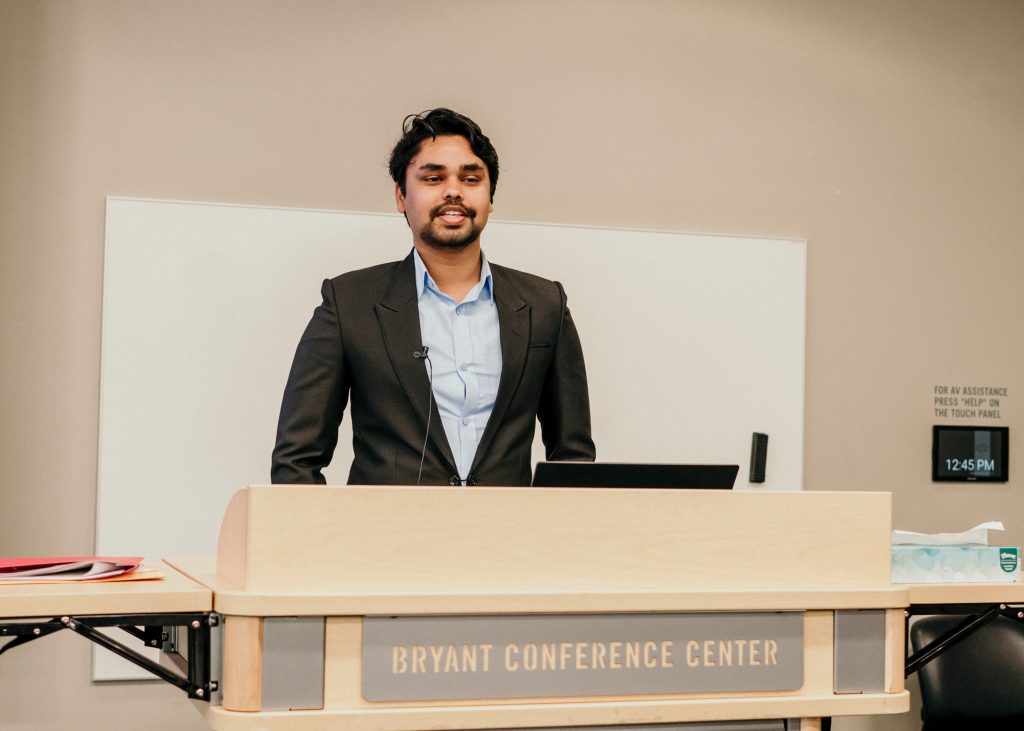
(96, 197), (805, 678)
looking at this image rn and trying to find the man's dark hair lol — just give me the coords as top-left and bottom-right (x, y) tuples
(388, 108), (499, 201)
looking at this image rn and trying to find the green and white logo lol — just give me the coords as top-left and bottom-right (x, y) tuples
(999, 548), (1018, 572)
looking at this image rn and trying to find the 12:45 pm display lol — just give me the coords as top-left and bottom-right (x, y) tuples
(932, 425), (1009, 482)
(944, 457), (996, 473)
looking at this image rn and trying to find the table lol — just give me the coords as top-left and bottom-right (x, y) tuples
(16, 492), (1019, 730)
(904, 582), (1024, 676)
(0, 559), (215, 699)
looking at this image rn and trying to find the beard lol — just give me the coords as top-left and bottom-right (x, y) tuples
(417, 204), (481, 250)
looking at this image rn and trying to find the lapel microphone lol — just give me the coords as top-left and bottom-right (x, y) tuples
(413, 347), (433, 486)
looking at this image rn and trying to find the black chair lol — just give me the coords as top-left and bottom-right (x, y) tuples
(909, 614), (1024, 730)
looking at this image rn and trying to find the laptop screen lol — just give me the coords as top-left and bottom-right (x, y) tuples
(531, 462), (739, 489)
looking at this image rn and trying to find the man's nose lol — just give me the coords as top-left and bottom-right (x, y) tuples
(442, 180), (463, 200)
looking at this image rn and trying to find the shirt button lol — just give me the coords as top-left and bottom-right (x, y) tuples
(460, 363), (468, 371)
(462, 418), (469, 426)
(456, 307), (464, 316)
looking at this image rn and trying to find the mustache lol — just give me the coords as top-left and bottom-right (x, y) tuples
(430, 202), (477, 220)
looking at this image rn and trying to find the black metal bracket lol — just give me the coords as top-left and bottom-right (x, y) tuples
(904, 602), (1024, 677)
(0, 612), (216, 701)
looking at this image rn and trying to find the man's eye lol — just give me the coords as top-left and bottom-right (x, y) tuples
(463, 176), (480, 183)
(424, 176), (442, 183)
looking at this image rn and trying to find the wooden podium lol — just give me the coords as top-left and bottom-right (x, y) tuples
(169, 486), (910, 731)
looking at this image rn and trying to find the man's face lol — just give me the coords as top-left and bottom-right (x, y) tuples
(395, 135), (493, 252)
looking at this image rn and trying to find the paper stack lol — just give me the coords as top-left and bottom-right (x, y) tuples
(0, 556), (152, 584)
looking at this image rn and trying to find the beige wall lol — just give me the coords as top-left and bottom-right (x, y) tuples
(2, 1), (1022, 729)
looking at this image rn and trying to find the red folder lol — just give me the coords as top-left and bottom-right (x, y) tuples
(0, 556), (144, 581)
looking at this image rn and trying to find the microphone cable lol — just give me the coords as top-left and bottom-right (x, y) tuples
(413, 346), (433, 486)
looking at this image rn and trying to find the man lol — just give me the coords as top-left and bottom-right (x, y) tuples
(272, 108), (595, 486)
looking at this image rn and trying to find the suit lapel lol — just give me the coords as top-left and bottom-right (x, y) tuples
(473, 265), (530, 471)
(375, 252), (457, 473)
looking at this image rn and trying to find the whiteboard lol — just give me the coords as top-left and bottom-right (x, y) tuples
(96, 197), (805, 676)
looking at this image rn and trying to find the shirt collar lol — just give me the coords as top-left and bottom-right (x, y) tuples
(413, 248), (494, 303)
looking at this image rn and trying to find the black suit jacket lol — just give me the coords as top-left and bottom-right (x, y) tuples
(271, 251), (595, 486)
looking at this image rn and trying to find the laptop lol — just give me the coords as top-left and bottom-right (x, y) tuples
(531, 462), (739, 489)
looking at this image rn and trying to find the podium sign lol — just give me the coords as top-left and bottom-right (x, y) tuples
(363, 612), (804, 701)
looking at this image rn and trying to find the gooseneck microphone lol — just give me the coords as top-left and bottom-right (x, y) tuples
(413, 347), (433, 486)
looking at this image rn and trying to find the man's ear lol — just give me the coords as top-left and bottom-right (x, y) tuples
(395, 183), (406, 214)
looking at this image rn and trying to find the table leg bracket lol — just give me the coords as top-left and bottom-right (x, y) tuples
(0, 612), (216, 701)
(904, 602), (1024, 677)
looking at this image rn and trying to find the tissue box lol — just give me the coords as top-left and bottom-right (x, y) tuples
(892, 545), (1020, 584)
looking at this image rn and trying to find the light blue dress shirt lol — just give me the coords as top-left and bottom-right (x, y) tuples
(413, 250), (503, 483)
